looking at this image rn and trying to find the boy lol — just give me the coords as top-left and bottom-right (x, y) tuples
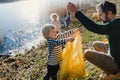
(42, 24), (79, 80)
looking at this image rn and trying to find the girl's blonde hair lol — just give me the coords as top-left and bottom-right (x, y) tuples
(42, 24), (56, 39)
(50, 13), (59, 21)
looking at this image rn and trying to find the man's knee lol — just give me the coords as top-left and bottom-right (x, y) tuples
(84, 50), (93, 59)
(92, 41), (100, 48)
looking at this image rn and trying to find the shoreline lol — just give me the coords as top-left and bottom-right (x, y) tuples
(0, 40), (47, 79)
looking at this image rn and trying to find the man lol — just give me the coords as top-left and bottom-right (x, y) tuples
(67, 1), (120, 79)
(92, 5), (109, 54)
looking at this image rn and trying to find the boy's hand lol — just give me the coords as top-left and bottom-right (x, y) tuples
(73, 28), (80, 34)
(66, 37), (74, 43)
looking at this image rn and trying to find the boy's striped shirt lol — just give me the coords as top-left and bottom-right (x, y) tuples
(47, 29), (73, 65)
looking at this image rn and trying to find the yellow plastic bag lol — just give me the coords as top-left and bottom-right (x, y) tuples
(60, 32), (88, 80)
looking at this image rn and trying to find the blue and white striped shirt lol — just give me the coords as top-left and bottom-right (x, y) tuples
(47, 29), (73, 65)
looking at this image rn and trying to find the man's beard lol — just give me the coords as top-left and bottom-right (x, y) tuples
(103, 20), (108, 23)
(105, 14), (110, 22)
(103, 15), (110, 24)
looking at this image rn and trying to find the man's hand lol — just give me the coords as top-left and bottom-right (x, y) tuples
(67, 2), (78, 13)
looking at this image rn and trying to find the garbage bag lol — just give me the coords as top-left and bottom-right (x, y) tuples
(60, 32), (88, 80)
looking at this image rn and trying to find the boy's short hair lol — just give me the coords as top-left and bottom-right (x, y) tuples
(42, 24), (56, 39)
(96, 1), (116, 15)
(50, 13), (59, 21)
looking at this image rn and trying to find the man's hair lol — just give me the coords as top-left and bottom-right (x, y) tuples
(42, 24), (56, 39)
(97, 1), (117, 15)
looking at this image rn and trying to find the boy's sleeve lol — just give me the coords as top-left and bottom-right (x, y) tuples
(57, 29), (73, 39)
(48, 39), (65, 47)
